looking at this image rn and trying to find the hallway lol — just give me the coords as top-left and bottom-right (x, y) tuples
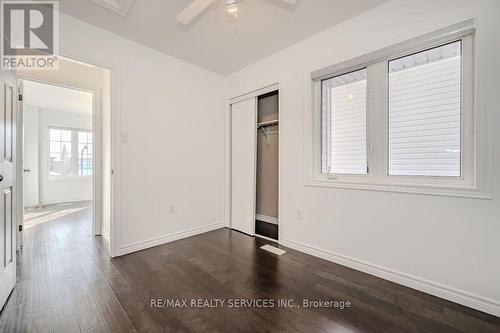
(0, 202), (134, 332)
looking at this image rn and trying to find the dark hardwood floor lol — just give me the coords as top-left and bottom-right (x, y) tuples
(1, 202), (499, 332)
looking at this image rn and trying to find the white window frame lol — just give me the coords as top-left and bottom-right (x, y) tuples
(48, 126), (92, 180)
(306, 19), (492, 198)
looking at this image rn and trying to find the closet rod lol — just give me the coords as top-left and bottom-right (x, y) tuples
(257, 119), (279, 128)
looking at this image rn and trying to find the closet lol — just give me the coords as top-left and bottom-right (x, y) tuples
(230, 87), (279, 241)
(255, 92), (279, 240)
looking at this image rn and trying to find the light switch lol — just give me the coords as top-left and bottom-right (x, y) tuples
(120, 132), (129, 142)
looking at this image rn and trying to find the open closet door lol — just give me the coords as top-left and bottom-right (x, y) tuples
(230, 98), (257, 236)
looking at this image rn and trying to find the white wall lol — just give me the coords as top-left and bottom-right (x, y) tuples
(38, 109), (92, 205)
(227, 0), (500, 316)
(53, 12), (226, 254)
(23, 105), (39, 207)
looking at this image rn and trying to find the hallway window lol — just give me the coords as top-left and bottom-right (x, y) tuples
(49, 128), (73, 176)
(48, 127), (92, 177)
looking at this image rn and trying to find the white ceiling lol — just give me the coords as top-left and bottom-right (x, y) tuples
(56, 0), (389, 75)
(23, 80), (93, 115)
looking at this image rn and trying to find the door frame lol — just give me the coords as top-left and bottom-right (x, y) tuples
(11, 47), (120, 257)
(16, 77), (102, 240)
(225, 81), (282, 242)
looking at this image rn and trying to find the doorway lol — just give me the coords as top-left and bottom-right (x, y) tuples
(16, 56), (111, 249)
(21, 80), (94, 234)
(229, 84), (280, 242)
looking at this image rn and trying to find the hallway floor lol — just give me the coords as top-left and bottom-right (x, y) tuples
(1, 202), (499, 332)
(0, 201), (132, 333)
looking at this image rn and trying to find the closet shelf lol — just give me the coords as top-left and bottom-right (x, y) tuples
(257, 119), (279, 128)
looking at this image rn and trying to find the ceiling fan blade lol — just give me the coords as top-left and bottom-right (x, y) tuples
(176, 0), (217, 25)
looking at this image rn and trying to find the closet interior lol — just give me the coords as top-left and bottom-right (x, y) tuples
(255, 91), (279, 240)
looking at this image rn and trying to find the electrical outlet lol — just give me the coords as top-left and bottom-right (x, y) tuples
(169, 205), (175, 214)
(296, 209), (302, 220)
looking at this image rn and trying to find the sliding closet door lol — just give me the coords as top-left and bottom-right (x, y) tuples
(230, 98), (257, 235)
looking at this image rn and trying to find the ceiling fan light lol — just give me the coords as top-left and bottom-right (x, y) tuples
(227, 4), (238, 12)
(227, 4), (238, 14)
(225, 0), (238, 18)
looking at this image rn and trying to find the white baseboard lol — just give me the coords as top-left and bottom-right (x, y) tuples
(40, 198), (91, 206)
(256, 214), (278, 225)
(118, 221), (225, 256)
(255, 233), (278, 243)
(101, 229), (110, 242)
(281, 238), (500, 317)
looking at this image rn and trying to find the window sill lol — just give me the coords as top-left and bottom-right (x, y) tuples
(305, 177), (492, 199)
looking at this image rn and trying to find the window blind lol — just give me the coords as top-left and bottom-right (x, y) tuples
(322, 69), (367, 174)
(388, 41), (461, 177)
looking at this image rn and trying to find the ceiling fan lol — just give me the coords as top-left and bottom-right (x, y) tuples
(177, 0), (298, 25)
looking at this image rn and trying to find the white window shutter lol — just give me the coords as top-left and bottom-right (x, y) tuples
(388, 41), (461, 177)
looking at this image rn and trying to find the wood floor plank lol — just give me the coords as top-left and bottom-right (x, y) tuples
(83, 324), (109, 333)
(74, 294), (104, 331)
(53, 317), (80, 333)
(0, 304), (29, 333)
(89, 278), (134, 333)
(27, 310), (52, 333)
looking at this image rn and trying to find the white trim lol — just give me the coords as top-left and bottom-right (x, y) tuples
(39, 198), (90, 206)
(304, 179), (492, 199)
(47, 47), (120, 258)
(16, 79), (23, 250)
(117, 221), (224, 256)
(281, 238), (500, 317)
(256, 214), (278, 225)
(254, 233), (278, 243)
(229, 83), (279, 104)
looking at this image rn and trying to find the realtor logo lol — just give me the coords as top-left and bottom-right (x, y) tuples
(1, 1), (59, 70)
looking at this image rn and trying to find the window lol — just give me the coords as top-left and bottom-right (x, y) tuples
(49, 128), (73, 176)
(48, 127), (92, 177)
(78, 131), (92, 176)
(322, 68), (367, 175)
(308, 20), (490, 198)
(388, 42), (461, 177)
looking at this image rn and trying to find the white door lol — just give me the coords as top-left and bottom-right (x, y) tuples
(0, 71), (17, 310)
(230, 98), (257, 235)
